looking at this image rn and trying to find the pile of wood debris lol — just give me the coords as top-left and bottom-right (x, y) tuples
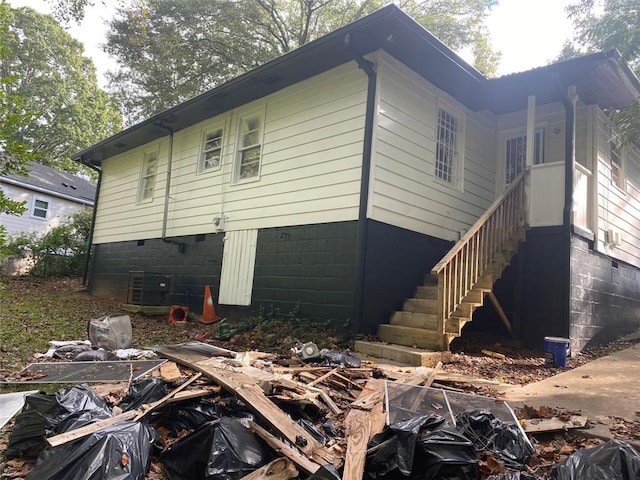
(0, 343), (632, 480)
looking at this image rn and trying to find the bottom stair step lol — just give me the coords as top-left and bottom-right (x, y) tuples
(354, 341), (452, 367)
(377, 324), (451, 350)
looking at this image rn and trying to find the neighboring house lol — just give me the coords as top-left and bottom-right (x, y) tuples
(73, 5), (640, 355)
(0, 162), (96, 237)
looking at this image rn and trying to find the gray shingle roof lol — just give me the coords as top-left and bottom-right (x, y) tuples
(2, 162), (96, 204)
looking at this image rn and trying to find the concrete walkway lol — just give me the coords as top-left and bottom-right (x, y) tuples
(498, 342), (640, 421)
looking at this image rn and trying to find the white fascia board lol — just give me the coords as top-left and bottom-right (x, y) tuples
(0, 177), (95, 206)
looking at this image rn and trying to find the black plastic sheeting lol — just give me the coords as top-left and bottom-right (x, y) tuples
(365, 413), (478, 480)
(162, 397), (254, 437)
(25, 421), (159, 480)
(7, 385), (113, 458)
(320, 350), (361, 368)
(487, 473), (545, 480)
(118, 378), (169, 412)
(552, 439), (640, 479)
(456, 410), (534, 469)
(161, 417), (272, 480)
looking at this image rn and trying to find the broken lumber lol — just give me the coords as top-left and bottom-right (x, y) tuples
(239, 458), (298, 480)
(159, 361), (183, 382)
(522, 415), (588, 433)
(134, 372), (202, 420)
(481, 349), (507, 361)
(46, 410), (138, 448)
(342, 378), (386, 480)
(46, 372), (202, 447)
(409, 361), (442, 412)
(193, 358), (338, 466)
(307, 368), (339, 387)
(248, 420), (321, 475)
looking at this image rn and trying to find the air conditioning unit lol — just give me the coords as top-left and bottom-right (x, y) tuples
(604, 229), (621, 247)
(127, 271), (174, 305)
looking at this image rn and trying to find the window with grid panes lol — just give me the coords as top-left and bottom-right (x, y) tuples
(200, 127), (223, 171)
(435, 109), (458, 183)
(138, 150), (158, 201)
(31, 197), (49, 219)
(237, 115), (262, 180)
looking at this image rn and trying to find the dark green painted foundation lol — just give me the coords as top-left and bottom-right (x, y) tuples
(87, 220), (453, 332)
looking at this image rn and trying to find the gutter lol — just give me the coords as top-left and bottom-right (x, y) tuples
(0, 177), (94, 206)
(155, 122), (186, 253)
(345, 33), (376, 333)
(77, 158), (102, 286)
(557, 75), (576, 336)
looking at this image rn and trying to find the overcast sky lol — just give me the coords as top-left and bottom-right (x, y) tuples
(9, 0), (575, 87)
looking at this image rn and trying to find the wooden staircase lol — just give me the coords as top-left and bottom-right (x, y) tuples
(376, 171), (529, 352)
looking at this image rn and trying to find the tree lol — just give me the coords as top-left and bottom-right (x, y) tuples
(567, 0), (640, 143)
(75, 0), (498, 123)
(0, 2), (32, 219)
(2, 7), (121, 175)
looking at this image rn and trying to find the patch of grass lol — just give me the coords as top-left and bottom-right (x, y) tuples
(0, 277), (350, 383)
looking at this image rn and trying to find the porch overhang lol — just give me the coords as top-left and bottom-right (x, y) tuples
(480, 50), (640, 114)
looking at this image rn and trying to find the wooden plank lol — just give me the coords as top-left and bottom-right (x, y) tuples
(342, 378), (386, 480)
(159, 361), (183, 382)
(248, 420), (321, 475)
(487, 291), (512, 333)
(134, 372), (202, 421)
(307, 368), (338, 387)
(409, 361), (442, 412)
(46, 373), (203, 448)
(46, 411), (138, 448)
(522, 415), (588, 433)
(193, 358), (337, 466)
(166, 387), (220, 403)
(239, 458), (298, 480)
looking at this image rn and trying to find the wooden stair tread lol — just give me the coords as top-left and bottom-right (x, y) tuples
(390, 311), (437, 329)
(378, 324), (450, 350)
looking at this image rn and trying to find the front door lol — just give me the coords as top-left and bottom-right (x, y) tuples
(504, 129), (545, 185)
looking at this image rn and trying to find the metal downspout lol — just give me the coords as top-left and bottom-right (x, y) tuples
(79, 159), (102, 286)
(345, 33), (376, 332)
(155, 122), (185, 253)
(558, 79), (576, 336)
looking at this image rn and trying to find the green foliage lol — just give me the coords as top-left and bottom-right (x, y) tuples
(567, 0), (640, 144)
(2, 6), (121, 176)
(100, 0), (499, 123)
(0, 2), (33, 217)
(3, 209), (92, 277)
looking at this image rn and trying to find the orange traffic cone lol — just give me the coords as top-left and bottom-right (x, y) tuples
(200, 285), (218, 324)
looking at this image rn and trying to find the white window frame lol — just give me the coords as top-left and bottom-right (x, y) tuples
(609, 128), (626, 193)
(137, 147), (159, 203)
(233, 107), (266, 184)
(434, 102), (465, 191)
(198, 122), (225, 173)
(30, 195), (50, 220)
